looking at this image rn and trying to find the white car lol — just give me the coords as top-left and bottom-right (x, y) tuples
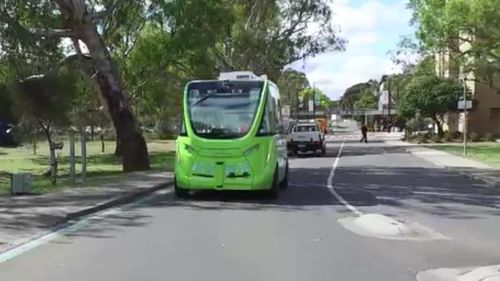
(287, 121), (326, 156)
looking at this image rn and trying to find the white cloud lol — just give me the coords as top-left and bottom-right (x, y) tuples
(290, 0), (414, 100)
(348, 32), (379, 45)
(306, 53), (397, 98)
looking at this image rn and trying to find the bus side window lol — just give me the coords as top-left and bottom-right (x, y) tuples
(258, 88), (277, 135)
(270, 85), (282, 124)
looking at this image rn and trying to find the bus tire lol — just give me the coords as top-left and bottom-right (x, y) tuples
(279, 163), (289, 189)
(174, 178), (190, 199)
(267, 167), (280, 199)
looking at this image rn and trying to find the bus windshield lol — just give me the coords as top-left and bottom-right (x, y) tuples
(187, 80), (264, 139)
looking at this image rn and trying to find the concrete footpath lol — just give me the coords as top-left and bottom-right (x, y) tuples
(388, 140), (500, 188)
(0, 171), (172, 254)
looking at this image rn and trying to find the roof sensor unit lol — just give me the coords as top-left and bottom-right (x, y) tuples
(218, 71), (262, 81)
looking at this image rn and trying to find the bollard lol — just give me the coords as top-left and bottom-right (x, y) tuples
(101, 134), (105, 153)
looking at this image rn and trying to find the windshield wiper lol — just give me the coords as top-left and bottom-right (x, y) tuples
(192, 92), (219, 107)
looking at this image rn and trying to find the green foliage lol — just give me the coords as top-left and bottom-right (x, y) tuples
(277, 69), (310, 115)
(0, 0), (345, 145)
(443, 131), (455, 142)
(11, 69), (79, 142)
(408, 0), (500, 88)
(340, 80), (378, 110)
(298, 87), (332, 110)
(469, 132), (481, 142)
(399, 75), (462, 119)
(0, 83), (14, 123)
(431, 134), (442, 143)
(484, 133), (496, 142)
(353, 89), (377, 110)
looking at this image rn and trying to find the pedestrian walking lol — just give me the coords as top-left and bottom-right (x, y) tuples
(360, 124), (368, 143)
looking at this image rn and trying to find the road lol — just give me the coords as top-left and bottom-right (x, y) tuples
(1, 124), (500, 281)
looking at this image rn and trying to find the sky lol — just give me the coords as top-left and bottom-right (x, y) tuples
(290, 0), (416, 100)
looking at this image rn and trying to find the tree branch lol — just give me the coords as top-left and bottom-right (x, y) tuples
(27, 27), (76, 38)
(20, 53), (93, 83)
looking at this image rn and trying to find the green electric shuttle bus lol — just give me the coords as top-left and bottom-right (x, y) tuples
(174, 71), (289, 198)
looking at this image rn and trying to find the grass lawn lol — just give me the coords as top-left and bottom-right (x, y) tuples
(0, 140), (175, 194)
(430, 142), (500, 168)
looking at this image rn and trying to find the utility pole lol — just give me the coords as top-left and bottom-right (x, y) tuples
(387, 77), (392, 133)
(69, 132), (76, 184)
(312, 82), (316, 120)
(462, 78), (468, 155)
(387, 77), (391, 117)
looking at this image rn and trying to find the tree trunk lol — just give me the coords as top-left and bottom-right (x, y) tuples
(114, 136), (122, 156)
(60, 2), (149, 172)
(432, 115), (444, 137)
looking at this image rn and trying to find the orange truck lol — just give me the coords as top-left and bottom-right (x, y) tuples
(316, 118), (328, 134)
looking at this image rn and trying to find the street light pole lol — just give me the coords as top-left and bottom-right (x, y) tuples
(312, 82), (316, 119)
(462, 78), (468, 155)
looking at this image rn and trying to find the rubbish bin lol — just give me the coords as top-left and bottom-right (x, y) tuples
(11, 173), (32, 195)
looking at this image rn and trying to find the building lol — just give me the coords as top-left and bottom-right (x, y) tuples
(378, 75), (391, 115)
(435, 35), (500, 135)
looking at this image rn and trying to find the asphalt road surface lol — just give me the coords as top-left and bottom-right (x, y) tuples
(1, 126), (500, 281)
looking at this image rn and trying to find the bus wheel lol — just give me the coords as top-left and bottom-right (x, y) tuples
(174, 178), (190, 199)
(279, 163), (289, 189)
(267, 167), (280, 199)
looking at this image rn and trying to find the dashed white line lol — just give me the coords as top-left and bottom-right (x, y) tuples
(326, 141), (364, 216)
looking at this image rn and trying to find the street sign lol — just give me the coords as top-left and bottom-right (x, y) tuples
(308, 100), (314, 112)
(458, 100), (472, 110)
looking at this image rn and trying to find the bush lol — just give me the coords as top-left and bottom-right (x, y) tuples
(469, 132), (481, 142)
(484, 133), (496, 142)
(416, 134), (429, 144)
(443, 131), (454, 142)
(452, 131), (463, 141)
(431, 134), (442, 143)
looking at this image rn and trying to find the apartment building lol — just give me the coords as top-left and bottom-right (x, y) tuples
(435, 37), (500, 136)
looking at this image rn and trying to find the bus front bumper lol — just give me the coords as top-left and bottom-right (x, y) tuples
(175, 164), (274, 191)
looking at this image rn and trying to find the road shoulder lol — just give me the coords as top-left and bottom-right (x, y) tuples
(0, 171), (173, 254)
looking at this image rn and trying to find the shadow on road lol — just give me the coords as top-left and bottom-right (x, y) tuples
(49, 142), (500, 241)
(332, 165), (500, 219)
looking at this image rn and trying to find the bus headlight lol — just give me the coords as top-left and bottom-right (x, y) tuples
(184, 144), (197, 154)
(243, 144), (260, 157)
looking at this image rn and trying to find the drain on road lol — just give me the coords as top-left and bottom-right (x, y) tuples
(338, 213), (449, 241)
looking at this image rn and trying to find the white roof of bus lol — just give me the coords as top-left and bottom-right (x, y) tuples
(218, 71), (267, 81)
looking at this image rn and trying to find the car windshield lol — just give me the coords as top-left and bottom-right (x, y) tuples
(187, 81), (264, 139)
(296, 125), (317, 132)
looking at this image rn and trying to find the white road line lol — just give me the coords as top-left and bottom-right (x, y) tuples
(326, 141), (364, 216)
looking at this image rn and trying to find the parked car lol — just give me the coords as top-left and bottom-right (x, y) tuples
(0, 121), (17, 147)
